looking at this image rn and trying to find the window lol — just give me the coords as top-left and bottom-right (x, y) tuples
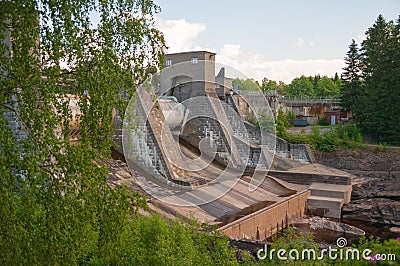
(165, 59), (172, 66)
(191, 57), (198, 64)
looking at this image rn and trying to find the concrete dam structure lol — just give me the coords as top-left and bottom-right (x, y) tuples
(116, 51), (353, 240)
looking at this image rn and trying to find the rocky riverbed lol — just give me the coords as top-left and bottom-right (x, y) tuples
(342, 180), (400, 225)
(315, 147), (400, 226)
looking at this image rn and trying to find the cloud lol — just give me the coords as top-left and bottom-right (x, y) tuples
(308, 37), (321, 46)
(155, 18), (206, 52)
(357, 33), (367, 43)
(296, 37), (305, 47)
(220, 44), (241, 57)
(155, 17), (343, 83)
(292, 36), (321, 47)
(258, 58), (344, 83)
(216, 45), (344, 83)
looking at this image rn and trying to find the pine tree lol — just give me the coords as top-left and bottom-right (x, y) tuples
(359, 14), (400, 143)
(341, 39), (363, 113)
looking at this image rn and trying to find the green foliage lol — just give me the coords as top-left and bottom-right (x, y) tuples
(0, 0), (165, 264)
(284, 75), (341, 98)
(261, 78), (287, 95)
(335, 124), (363, 147)
(259, 113), (275, 134)
(286, 75), (315, 97)
(375, 143), (389, 152)
(315, 76), (340, 98)
(341, 39), (363, 112)
(345, 14), (400, 144)
(88, 214), (239, 265)
(309, 126), (322, 147)
(319, 130), (339, 151)
(232, 78), (261, 91)
(281, 124), (362, 152)
(318, 116), (329, 126)
(274, 110), (295, 137)
(247, 116), (260, 128)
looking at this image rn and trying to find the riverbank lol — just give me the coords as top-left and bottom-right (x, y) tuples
(314, 147), (400, 228)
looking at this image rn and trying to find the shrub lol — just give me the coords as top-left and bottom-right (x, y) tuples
(247, 117), (259, 128)
(259, 113), (275, 133)
(375, 143), (388, 152)
(319, 130), (339, 151)
(318, 116), (329, 126)
(277, 110), (292, 128)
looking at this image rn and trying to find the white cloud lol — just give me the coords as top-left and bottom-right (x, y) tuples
(357, 33), (367, 43)
(220, 44), (241, 57)
(258, 58), (344, 83)
(155, 17), (343, 83)
(308, 37), (321, 46)
(155, 18), (206, 52)
(292, 36), (321, 47)
(296, 37), (305, 47)
(216, 45), (344, 83)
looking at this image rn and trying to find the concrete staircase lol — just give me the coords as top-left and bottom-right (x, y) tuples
(135, 88), (188, 183)
(306, 182), (352, 219)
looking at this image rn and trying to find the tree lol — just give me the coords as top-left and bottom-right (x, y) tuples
(286, 75), (314, 97)
(341, 39), (364, 112)
(261, 77), (286, 95)
(232, 78), (261, 91)
(357, 14), (400, 143)
(315, 76), (340, 98)
(0, 1), (165, 264)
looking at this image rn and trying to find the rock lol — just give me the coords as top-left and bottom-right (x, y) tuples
(315, 147), (400, 227)
(389, 227), (400, 234)
(315, 148), (400, 181)
(343, 198), (400, 226)
(309, 217), (365, 236)
(350, 180), (400, 200)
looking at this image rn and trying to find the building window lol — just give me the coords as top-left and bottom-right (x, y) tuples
(191, 57), (198, 64)
(165, 59), (172, 66)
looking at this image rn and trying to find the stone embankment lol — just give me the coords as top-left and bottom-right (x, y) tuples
(342, 181), (400, 226)
(315, 147), (400, 226)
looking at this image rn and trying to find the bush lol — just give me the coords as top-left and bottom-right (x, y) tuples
(247, 117), (260, 128)
(318, 116), (329, 126)
(259, 113), (275, 133)
(277, 110), (292, 128)
(375, 143), (388, 152)
(319, 130), (339, 151)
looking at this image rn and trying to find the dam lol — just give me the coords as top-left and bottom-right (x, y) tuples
(111, 51), (353, 240)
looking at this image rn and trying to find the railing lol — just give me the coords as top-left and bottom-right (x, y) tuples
(278, 96), (341, 104)
(238, 90), (341, 104)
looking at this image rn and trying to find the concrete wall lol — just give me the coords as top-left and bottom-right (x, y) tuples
(268, 170), (352, 185)
(231, 94), (256, 122)
(219, 190), (311, 240)
(161, 51), (216, 97)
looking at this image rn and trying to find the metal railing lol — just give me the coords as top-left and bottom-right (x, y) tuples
(278, 96), (341, 104)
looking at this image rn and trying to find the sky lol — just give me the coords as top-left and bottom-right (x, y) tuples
(154, 0), (400, 83)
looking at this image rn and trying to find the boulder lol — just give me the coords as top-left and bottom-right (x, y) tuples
(309, 217), (365, 236)
(343, 198), (400, 226)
